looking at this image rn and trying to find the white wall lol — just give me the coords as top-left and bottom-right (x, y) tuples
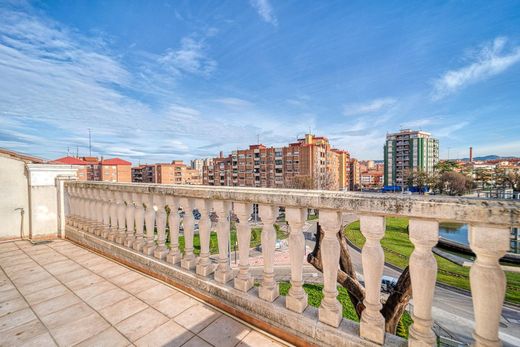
(0, 156), (30, 240)
(26, 164), (77, 240)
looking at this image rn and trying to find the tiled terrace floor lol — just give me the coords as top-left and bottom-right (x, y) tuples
(0, 239), (288, 347)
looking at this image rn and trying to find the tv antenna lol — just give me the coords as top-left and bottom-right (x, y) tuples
(88, 128), (92, 157)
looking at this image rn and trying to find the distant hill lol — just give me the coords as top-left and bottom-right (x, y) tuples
(460, 155), (519, 161)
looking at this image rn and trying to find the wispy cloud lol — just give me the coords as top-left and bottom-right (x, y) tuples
(343, 97), (397, 116)
(213, 97), (253, 108)
(158, 36), (217, 77)
(249, 0), (278, 26)
(432, 37), (520, 99)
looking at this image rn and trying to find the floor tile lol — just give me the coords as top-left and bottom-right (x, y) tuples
(97, 264), (130, 278)
(22, 332), (57, 347)
(84, 287), (130, 310)
(75, 280), (117, 301)
(65, 273), (104, 291)
(134, 319), (193, 347)
(0, 318), (49, 346)
(0, 297), (29, 318)
(17, 277), (61, 296)
(32, 291), (81, 317)
(136, 283), (178, 304)
(151, 291), (197, 319)
(24, 285), (70, 305)
(121, 276), (159, 295)
(98, 295), (148, 325)
(49, 313), (110, 346)
(199, 315), (251, 347)
(237, 330), (285, 347)
(110, 271), (145, 287)
(0, 288), (21, 302)
(39, 301), (95, 330)
(0, 307), (36, 332)
(55, 267), (92, 283)
(115, 307), (168, 342)
(182, 335), (213, 347)
(173, 303), (221, 333)
(75, 327), (130, 347)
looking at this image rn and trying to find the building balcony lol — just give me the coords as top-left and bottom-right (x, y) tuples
(2, 179), (519, 346)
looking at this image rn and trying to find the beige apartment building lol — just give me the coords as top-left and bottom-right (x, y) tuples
(203, 134), (353, 190)
(132, 160), (202, 185)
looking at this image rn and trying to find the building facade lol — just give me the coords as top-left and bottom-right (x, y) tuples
(383, 129), (439, 188)
(202, 134), (352, 190)
(53, 156), (132, 183)
(132, 161), (202, 185)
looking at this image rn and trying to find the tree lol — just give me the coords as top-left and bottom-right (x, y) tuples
(434, 160), (459, 174)
(285, 176), (313, 190)
(307, 224), (412, 334)
(437, 171), (472, 196)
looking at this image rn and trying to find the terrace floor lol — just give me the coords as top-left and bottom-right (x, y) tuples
(0, 239), (288, 347)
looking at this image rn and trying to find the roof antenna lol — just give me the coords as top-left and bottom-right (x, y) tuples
(67, 146), (70, 157)
(76, 146), (79, 158)
(88, 128), (92, 157)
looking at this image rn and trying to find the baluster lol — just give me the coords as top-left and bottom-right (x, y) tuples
(213, 200), (233, 283)
(86, 188), (96, 233)
(93, 189), (104, 236)
(195, 199), (214, 276)
(115, 191), (126, 244)
(409, 219), (438, 346)
(469, 225), (510, 347)
(142, 194), (156, 255)
(258, 204), (279, 302)
(153, 195), (168, 260)
(234, 202), (254, 292)
(286, 207), (308, 313)
(107, 191), (118, 241)
(360, 215), (385, 344)
(319, 209), (342, 327)
(181, 198), (197, 269)
(66, 186), (75, 226)
(124, 192), (136, 247)
(166, 196), (182, 264)
(79, 188), (89, 231)
(132, 193), (146, 251)
(74, 187), (84, 228)
(100, 190), (111, 239)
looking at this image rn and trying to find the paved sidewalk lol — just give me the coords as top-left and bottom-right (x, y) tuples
(0, 239), (288, 347)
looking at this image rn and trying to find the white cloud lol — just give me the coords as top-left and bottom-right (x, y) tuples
(434, 121), (469, 138)
(158, 37), (217, 77)
(432, 37), (520, 99)
(249, 0), (278, 26)
(213, 97), (253, 108)
(343, 97), (397, 116)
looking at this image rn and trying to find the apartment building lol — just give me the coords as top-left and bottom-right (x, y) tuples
(52, 156), (132, 182)
(349, 158), (360, 191)
(52, 156), (89, 181)
(132, 160), (202, 185)
(203, 134), (352, 190)
(360, 170), (383, 189)
(384, 129), (439, 188)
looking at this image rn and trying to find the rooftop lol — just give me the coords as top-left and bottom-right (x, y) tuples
(0, 239), (286, 347)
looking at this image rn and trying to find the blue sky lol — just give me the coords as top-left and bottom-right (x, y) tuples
(1, 0), (519, 163)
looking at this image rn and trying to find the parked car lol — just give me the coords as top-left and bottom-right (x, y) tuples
(381, 276), (398, 293)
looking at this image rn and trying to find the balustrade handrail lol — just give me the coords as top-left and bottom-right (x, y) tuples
(65, 181), (520, 227)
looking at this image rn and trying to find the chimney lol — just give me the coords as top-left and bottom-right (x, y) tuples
(469, 147), (473, 162)
(219, 151), (223, 158)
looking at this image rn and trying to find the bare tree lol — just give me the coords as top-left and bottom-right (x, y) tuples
(307, 224), (412, 334)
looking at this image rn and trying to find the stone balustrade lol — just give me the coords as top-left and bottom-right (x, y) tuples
(64, 182), (520, 347)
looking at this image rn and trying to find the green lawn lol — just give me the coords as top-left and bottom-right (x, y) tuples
(344, 218), (520, 304)
(276, 282), (412, 339)
(172, 223), (287, 255)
